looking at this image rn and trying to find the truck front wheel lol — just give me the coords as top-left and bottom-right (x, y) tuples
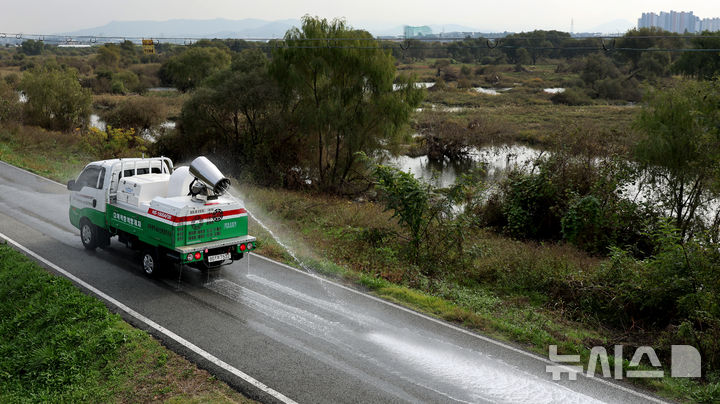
(80, 219), (98, 250)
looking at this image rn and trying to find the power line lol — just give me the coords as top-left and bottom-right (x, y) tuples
(2, 32), (720, 53)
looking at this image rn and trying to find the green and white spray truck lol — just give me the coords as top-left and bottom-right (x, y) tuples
(67, 156), (256, 276)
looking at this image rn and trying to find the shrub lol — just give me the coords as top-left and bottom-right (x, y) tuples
(19, 65), (91, 131)
(101, 96), (167, 131)
(489, 143), (659, 255)
(550, 88), (592, 105)
(81, 126), (147, 159)
(3, 73), (19, 87)
(0, 80), (22, 125)
(113, 70), (141, 94)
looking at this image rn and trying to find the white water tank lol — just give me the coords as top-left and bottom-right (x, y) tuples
(166, 166), (193, 198)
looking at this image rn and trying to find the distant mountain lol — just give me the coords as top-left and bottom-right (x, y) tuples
(61, 19), (490, 40)
(588, 19), (635, 35)
(428, 24), (482, 34)
(62, 18), (301, 39)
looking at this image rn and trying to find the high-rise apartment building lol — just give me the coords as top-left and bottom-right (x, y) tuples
(638, 11), (720, 33)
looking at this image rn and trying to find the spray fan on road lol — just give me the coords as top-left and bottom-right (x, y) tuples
(67, 156), (256, 276)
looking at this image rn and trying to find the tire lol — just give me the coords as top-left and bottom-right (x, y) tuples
(80, 219), (98, 250)
(141, 250), (160, 277)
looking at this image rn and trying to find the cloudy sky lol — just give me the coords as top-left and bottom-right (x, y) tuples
(1, 0), (718, 34)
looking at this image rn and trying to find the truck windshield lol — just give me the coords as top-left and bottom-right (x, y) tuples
(76, 166), (103, 189)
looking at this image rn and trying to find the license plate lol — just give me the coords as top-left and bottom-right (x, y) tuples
(208, 253), (231, 263)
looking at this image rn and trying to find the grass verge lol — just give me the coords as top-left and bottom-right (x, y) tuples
(0, 125), (90, 183)
(0, 243), (255, 403)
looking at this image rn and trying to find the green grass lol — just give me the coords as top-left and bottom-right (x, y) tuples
(0, 125), (90, 183)
(0, 243), (254, 403)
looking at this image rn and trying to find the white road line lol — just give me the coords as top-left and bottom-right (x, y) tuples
(0, 232), (298, 404)
(250, 253), (669, 404)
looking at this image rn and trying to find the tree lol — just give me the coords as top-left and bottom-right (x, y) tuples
(634, 81), (720, 238)
(502, 30), (571, 65)
(270, 16), (424, 192)
(20, 40), (44, 56)
(160, 47), (231, 91)
(19, 65), (92, 132)
(94, 45), (120, 69)
(673, 31), (720, 80)
(614, 28), (682, 72)
(179, 49), (284, 171)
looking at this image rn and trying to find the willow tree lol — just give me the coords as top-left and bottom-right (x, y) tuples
(270, 16), (424, 192)
(634, 80), (720, 239)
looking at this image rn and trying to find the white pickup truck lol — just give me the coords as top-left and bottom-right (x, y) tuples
(67, 156), (256, 276)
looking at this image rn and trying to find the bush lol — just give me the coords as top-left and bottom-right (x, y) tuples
(550, 88), (592, 105)
(101, 96), (167, 131)
(3, 73), (19, 88)
(489, 143), (658, 255)
(81, 126), (147, 159)
(160, 47), (231, 91)
(113, 70), (141, 94)
(0, 80), (22, 125)
(20, 65), (92, 131)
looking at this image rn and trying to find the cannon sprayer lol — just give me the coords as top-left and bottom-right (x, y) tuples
(188, 156), (231, 200)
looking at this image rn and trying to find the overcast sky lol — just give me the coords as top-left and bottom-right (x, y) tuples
(1, 0), (718, 34)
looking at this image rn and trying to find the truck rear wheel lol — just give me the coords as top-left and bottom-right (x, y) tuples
(80, 219), (98, 250)
(141, 250), (162, 277)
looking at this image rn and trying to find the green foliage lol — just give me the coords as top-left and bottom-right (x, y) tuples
(112, 70), (141, 94)
(549, 88), (592, 105)
(160, 46), (231, 91)
(634, 80), (720, 238)
(590, 225), (720, 374)
(179, 49), (279, 160)
(501, 169), (561, 239)
(101, 96), (167, 131)
(614, 28), (682, 74)
(92, 42), (140, 69)
(373, 164), (484, 273)
(374, 164), (433, 254)
(490, 134), (658, 255)
(502, 30), (571, 64)
(0, 80), (22, 125)
(579, 53), (640, 101)
(19, 64), (92, 131)
(561, 195), (601, 246)
(270, 16), (424, 192)
(673, 31), (720, 80)
(20, 39), (44, 56)
(82, 126), (147, 159)
(94, 44), (120, 69)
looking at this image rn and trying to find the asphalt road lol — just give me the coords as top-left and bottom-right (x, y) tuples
(0, 160), (669, 404)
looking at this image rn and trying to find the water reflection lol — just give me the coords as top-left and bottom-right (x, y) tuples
(384, 144), (541, 188)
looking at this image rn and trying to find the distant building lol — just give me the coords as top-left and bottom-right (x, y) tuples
(699, 18), (720, 32)
(404, 26), (432, 38)
(638, 10), (720, 33)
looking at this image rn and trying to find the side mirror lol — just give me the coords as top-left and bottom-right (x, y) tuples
(67, 179), (76, 191)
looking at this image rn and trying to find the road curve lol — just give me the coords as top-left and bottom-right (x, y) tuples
(0, 160), (669, 404)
